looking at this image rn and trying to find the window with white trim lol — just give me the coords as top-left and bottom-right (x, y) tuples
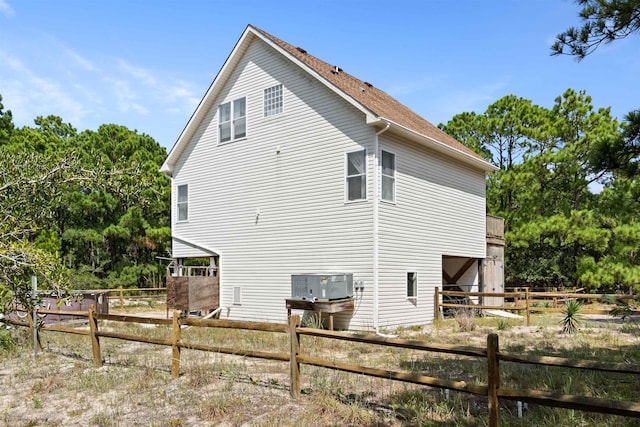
(218, 97), (246, 143)
(407, 272), (417, 299)
(381, 150), (396, 202)
(233, 286), (242, 305)
(177, 184), (188, 222)
(264, 84), (283, 117)
(346, 150), (366, 201)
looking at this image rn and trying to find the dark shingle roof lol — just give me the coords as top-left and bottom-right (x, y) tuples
(253, 26), (485, 162)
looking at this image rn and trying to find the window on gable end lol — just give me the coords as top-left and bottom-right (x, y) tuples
(346, 150), (366, 202)
(177, 184), (188, 222)
(381, 150), (396, 203)
(264, 84), (283, 117)
(218, 97), (246, 143)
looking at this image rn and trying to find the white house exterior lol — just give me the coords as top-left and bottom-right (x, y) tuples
(161, 25), (496, 331)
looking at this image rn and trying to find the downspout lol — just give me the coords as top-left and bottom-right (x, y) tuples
(373, 121), (390, 335)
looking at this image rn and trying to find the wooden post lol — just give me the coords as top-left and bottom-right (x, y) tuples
(88, 304), (102, 368)
(119, 288), (124, 308)
(525, 288), (531, 327)
(289, 314), (301, 398)
(27, 310), (42, 354)
(434, 287), (440, 321)
(171, 309), (182, 378)
(487, 333), (500, 427)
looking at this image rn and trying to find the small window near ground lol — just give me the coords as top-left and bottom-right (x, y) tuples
(177, 184), (188, 222)
(346, 150), (366, 201)
(381, 150), (396, 202)
(264, 84), (283, 117)
(407, 272), (417, 299)
(218, 97), (246, 143)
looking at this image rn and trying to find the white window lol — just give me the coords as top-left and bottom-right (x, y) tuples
(177, 184), (188, 222)
(218, 97), (246, 143)
(381, 150), (396, 202)
(233, 286), (242, 305)
(407, 272), (417, 299)
(346, 150), (366, 201)
(264, 84), (283, 117)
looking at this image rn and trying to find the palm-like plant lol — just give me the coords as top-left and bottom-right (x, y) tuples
(561, 299), (582, 334)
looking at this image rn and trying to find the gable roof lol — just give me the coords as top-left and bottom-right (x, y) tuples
(161, 25), (496, 174)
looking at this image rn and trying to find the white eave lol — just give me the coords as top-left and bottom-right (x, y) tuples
(368, 117), (497, 172)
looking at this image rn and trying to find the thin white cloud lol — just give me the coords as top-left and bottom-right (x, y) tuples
(0, 0), (14, 17)
(0, 49), (87, 125)
(110, 79), (149, 116)
(118, 59), (158, 87)
(62, 47), (98, 72)
(116, 59), (201, 114)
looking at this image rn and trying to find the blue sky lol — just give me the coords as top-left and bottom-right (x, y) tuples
(0, 0), (637, 150)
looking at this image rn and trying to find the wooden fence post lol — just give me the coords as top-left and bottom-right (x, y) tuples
(434, 287), (440, 321)
(289, 314), (301, 398)
(525, 288), (531, 327)
(171, 309), (182, 378)
(88, 304), (102, 368)
(119, 288), (124, 308)
(487, 333), (500, 427)
(27, 310), (42, 354)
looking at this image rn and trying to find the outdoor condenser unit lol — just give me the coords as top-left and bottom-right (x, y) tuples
(291, 273), (353, 301)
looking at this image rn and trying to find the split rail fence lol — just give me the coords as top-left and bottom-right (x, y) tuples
(434, 287), (640, 326)
(4, 305), (640, 427)
(86, 287), (166, 308)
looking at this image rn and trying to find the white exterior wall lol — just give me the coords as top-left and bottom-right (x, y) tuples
(377, 134), (486, 329)
(170, 38), (375, 328)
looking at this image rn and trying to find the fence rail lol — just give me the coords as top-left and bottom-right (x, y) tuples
(3, 305), (640, 426)
(85, 287), (167, 308)
(434, 287), (640, 326)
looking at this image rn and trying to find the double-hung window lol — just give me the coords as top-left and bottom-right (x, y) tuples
(218, 97), (246, 143)
(177, 184), (188, 222)
(264, 84), (283, 116)
(381, 150), (396, 202)
(346, 150), (366, 201)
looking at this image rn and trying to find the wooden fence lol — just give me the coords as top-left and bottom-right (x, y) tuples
(4, 306), (640, 427)
(86, 287), (166, 308)
(434, 287), (640, 326)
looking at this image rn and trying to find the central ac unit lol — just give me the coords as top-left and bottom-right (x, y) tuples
(291, 273), (353, 301)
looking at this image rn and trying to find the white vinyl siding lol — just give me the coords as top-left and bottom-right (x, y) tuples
(177, 184), (188, 222)
(376, 133), (486, 328)
(218, 97), (246, 143)
(171, 37), (375, 329)
(381, 150), (395, 203)
(346, 149), (367, 202)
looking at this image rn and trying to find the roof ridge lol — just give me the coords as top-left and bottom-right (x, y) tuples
(251, 25), (485, 163)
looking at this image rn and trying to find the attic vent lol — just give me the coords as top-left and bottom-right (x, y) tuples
(296, 46), (307, 54)
(330, 65), (343, 75)
(364, 82), (373, 88)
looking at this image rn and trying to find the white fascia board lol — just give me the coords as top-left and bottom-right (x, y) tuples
(160, 26), (256, 176)
(172, 235), (221, 257)
(370, 118), (498, 172)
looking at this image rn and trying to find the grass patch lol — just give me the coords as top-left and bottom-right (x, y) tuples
(2, 307), (640, 426)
